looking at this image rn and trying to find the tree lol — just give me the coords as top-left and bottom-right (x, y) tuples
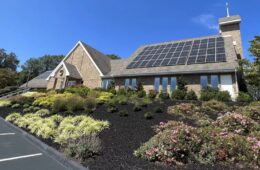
(0, 69), (18, 88)
(107, 54), (121, 60)
(18, 55), (64, 84)
(0, 49), (19, 71)
(240, 36), (260, 100)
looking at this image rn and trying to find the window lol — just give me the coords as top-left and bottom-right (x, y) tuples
(200, 76), (208, 89)
(154, 77), (160, 92)
(170, 77), (177, 91)
(125, 79), (130, 89)
(162, 77), (168, 91)
(131, 78), (137, 90)
(102, 79), (112, 89)
(211, 75), (219, 89)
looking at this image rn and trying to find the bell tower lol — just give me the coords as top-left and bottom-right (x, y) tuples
(219, 3), (243, 59)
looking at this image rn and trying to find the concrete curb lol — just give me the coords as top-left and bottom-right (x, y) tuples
(0, 117), (89, 170)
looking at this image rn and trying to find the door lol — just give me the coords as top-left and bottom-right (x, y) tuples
(220, 75), (234, 99)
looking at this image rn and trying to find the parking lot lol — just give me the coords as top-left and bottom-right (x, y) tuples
(0, 118), (69, 170)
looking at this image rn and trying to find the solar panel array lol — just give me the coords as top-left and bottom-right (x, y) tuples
(127, 37), (226, 69)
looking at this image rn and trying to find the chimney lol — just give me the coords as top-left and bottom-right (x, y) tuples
(219, 15), (243, 59)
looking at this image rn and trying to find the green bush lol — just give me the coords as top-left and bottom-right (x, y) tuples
(35, 109), (50, 117)
(11, 103), (20, 109)
(119, 110), (128, 117)
(52, 97), (67, 113)
(64, 86), (89, 97)
(116, 95), (128, 105)
(133, 104), (142, 112)
(236, 92), (252, 102)
(84, 97), (96, 112)
(96, 92), (113, 104)
(66, 95), (85, 112)
(171, 89), (186, 100)
(148, 90), (157, 99)
(5, 112), (21, 122)
(200, 87), (218, 101)
(23, 104), (30, 108)
(144, 112), (153, 119)
(0, 99), (11, 107)
(117, 88), (127, 95)
(202, 100), (227, 112)
(159, 91), (169, 99)
(140, 97), (152, 107)
(65, 134), (102, 161)
(215, 91), (231, 102)
(185, 90), (198, 100)
(10, 96), (34, 105)
(137, 90), (146, 98)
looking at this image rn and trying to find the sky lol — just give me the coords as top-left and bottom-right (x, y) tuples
(0, 0), (259, 70)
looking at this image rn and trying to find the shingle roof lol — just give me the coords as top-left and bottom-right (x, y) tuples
(104, 35), (238, 78)
(20, 71), (52, 88)
(81, 42), (111, 75)
(63, 62), (82, 79)
(219, 15), (241, 25)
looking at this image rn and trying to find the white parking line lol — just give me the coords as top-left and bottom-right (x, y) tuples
(0, 153), (42, 162)
(0, 133), (15, 136)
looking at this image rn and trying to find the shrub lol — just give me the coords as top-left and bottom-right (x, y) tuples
(35, 109), (50, 117)
(185, 90), (198, 100)
(202, 100), (227, 112)
(159, 91), (169, 99)
(23, 104), (30, 108)
(14, 113), (41, 128)
(144, 112), (153, 119)
(137, 90), (146, 98)
(116, 95), (128, 105)
(65, 134), (102, 161)
(96, 92), (113, 104)
(64, 86), (90, 97)
(107, 106), (118, 113)
(171, 89), (186, 100)
(5, 112), (21, 122)
(119, 110), (128, 117)
(117, 88), (127, 95)
(11, 103), (20, 109)
(133, 104), (142, 112)
(66, 95), (85, 112)
(84, 97), (96, 112)
(148, 90), (157, 99)
(154, 106), (163, 113)
(23, 108), (31, 113)
(52, 97), (67, 113)
(236, 92), (252, 102)
(10, 96), (34, 105)
(167, 103), (195, 116)
(140, 97), (152, 107)
(0, 99), (11, 107)
(239, 102), (260, 123)
(215, 91), (231, 102)
(55, 116), (109, 144)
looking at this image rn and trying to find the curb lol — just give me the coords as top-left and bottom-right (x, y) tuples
(0, 117), (89, 170)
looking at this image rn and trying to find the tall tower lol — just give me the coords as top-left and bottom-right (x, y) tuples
(219, 3), (243, 59)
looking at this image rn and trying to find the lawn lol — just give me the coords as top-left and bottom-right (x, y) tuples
(0, 87), (259, 170)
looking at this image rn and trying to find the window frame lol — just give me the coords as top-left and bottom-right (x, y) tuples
(170, 77), (177, 91)
(124, 78), (130, 89)
(154, 77), (160, 92)
(162, 77), (168, 92)
(131, 78), (137, 90)
(200, 75), (208, 89)
(211, 75), (219, 89)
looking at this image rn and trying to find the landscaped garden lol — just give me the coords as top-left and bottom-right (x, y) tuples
(0, 84), (259, 170)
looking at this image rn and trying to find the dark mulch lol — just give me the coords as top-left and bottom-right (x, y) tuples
(0, 101), (238, 170)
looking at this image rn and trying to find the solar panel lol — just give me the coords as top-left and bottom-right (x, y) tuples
(126, 36), (227, 69)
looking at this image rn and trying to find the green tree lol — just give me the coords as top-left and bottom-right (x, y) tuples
(18, 55), (64, 84)
(0, 69), (18, 88)
(240, 36), (260, 100)
(107, 54), (121, 60)
(0, 49), (19, 71)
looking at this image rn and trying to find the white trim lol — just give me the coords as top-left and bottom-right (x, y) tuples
(219, 19), (241, 25)
(46, 41), (103, 80)
(0, 133), (15, 136)
(0, 153), (42, 162)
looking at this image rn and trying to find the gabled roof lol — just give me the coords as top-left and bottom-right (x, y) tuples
(47, 41), (111, 80)
(63, 62), (82, 79)
(21, 71), (52, 88)
(104, 35), (239, 78)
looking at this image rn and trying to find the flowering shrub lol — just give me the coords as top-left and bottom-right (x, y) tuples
(202, 100), (228, 112)
(239, 101), (260, 123)
(214, 112), (260, 135)
(167, 103), (196, 116)
(135, 120), (260, 167)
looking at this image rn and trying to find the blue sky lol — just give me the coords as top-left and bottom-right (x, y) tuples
(0, 0), (259, 69)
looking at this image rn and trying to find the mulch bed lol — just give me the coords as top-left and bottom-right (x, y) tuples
(0, 101), (237, 170)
